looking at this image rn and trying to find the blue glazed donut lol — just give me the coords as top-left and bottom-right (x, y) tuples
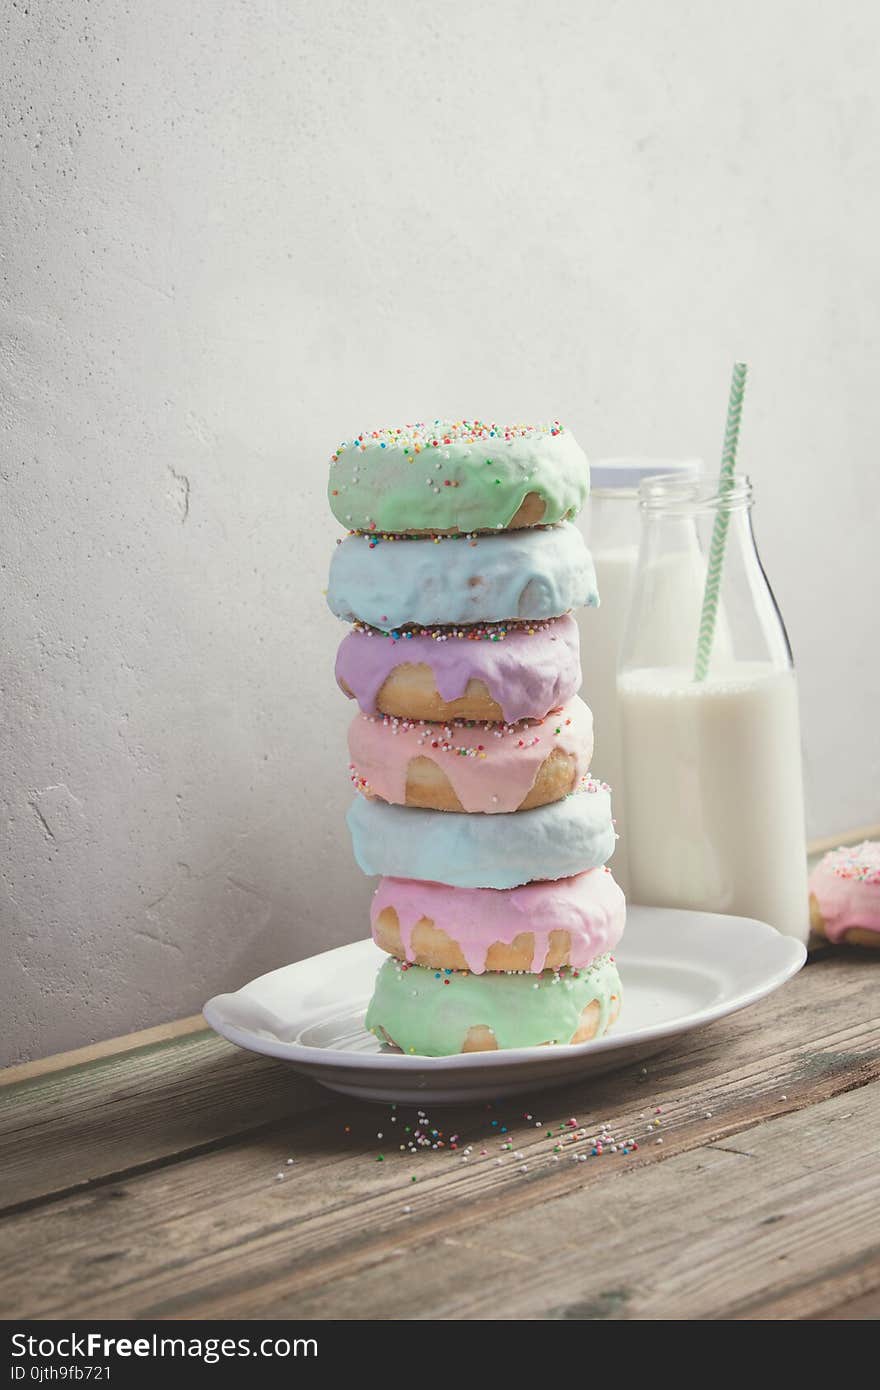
(327, 522), (598, 631)
(346, 781), (615, 890)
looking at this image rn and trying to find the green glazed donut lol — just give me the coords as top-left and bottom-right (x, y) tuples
(365, 954), (622, 1056)
(329, 420), (589, 534)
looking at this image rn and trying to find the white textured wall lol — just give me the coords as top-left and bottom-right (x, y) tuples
(2, 0), (878, 1064)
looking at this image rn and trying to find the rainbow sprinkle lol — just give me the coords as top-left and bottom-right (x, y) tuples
(827, 842), (880, 884)
(330, 420), (565, 467)
(350, 617), (563, 643)
(346, 522), (560, 546)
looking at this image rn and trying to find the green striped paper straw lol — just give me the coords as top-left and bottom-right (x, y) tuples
(693, 361), (749, 682)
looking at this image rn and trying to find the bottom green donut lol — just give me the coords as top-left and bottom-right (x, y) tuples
(365, 954), (622, 1056)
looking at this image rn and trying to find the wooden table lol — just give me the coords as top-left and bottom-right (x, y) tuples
(1, 939), (878, 1321)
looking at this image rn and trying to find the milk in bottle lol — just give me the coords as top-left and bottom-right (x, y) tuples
(578, 459), (699, 896)
(618, 474), (808, 941)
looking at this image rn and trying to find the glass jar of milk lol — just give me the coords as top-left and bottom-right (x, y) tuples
(578, 459), (699, 896)
(618, 473), (808, 941)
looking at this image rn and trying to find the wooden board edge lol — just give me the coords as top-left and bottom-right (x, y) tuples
(807, 822), (880, 858)
(0, 1015), (210, 1088)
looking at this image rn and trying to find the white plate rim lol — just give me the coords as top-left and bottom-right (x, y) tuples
(203, 906), (807, 1073)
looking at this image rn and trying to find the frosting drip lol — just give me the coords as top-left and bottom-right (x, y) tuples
(372, 868), (625, 974)
(346, 780), (616, 889)
(335, 614), (581, 724)
(326, 523), (598, 630)
(347, 697), (593, 814)
(365, 954), (622, 1055)
(328, 420), (589, 534)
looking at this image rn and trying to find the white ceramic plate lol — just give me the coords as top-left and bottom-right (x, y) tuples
(204, 906), (806, 1104)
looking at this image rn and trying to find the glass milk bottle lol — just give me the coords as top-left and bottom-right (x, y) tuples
(578, 459), (699, 896)
(618, 473), (808, 941)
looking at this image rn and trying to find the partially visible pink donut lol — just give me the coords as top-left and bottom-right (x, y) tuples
(809, 841), (880, 947)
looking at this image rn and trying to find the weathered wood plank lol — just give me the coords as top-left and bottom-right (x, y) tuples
(749, 1254), (880, 1320)
(0, 1031), (330, 1210)
(274, 1084), (880, 1321)
(2, 952), (876, 1216)
(0, 955), (877, 1319)
(812, 1281), (880, 1319)
(0, 1017), (208, 1088)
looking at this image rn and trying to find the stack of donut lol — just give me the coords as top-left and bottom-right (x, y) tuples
(326, 421), (625, 1056)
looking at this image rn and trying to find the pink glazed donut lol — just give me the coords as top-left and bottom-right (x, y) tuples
(347, 696), (594, 814)
(371, 867), (626, 974)
(809, 842), (880, 947)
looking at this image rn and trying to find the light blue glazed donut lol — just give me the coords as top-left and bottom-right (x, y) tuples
(346, 783), (615, 889)
(327, 522), (598, 630)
